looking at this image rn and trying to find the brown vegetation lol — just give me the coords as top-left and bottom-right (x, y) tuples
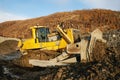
(0, 9), (120, 38)
(0, 9), (120, 80)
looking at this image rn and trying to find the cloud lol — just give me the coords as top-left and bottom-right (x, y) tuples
(0, 11), (29, 23)
(80, 0), (120, 10)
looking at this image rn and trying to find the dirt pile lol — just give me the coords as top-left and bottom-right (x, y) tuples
(0, 40), (18, 54)
(38, 39), (120, 80)
(0, 9), (120, 80)
(13, 50), (57, 67)
(36, 46), (119, 80)
(0, 9), (120, 38)
(0, 29), (119, 80)
(0, 46), (119, 80)
(103, 29), (120, 48)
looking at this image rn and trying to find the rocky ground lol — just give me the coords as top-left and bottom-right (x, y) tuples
(0, 46), (119, 80)
(0, 29), (119, 80)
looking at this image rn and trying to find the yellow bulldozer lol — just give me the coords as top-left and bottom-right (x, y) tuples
(16, 25), (106, 67)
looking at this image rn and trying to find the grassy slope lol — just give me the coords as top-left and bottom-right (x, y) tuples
(0, 9), (120, 38)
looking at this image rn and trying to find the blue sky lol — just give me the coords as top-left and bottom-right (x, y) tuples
(0, 0), (120, 22)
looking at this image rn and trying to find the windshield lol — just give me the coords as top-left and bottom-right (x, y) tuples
(36, 27), (50, 42)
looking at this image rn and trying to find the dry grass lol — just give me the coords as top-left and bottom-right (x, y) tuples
(0, 9), (120, 38)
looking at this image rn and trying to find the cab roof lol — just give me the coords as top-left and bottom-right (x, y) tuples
(30, 26), (48, 29)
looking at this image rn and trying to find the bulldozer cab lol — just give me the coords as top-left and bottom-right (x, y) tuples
(36, 27), (50, 42)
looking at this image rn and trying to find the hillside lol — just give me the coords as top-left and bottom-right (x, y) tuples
(0, 9), (120, 38)
(0, 9), (120, 80)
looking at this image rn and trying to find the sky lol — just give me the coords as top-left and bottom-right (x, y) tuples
(0, 0), (120, 23)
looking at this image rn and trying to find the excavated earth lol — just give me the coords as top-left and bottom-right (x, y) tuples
(0, 29), (120, 80)
(0, 46), (120, 80)
(0, 9), (120, 38)
(0, 40), (18, 54)
(0, 9), (120, 80)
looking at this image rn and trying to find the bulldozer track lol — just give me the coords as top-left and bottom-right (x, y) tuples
(0, 29), (119, 80)
(13, 49), (58, 67)
(0, 46), (119, 80)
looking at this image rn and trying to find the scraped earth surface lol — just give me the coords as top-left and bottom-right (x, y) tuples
(0, 9), (120, 80)
(0, 47), (120, 80)
(0, 29), (120, 80)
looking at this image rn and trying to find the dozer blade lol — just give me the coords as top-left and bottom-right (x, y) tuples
(29, 59), (67, 67)
(29, 57), (77, 67)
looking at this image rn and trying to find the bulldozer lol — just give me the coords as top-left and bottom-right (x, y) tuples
(15, 24), (106, 67)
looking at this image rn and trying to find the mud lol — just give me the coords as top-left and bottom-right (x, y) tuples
(0, 29), (120, 80)
(0, 47), (120, 80)
(40, 47), (120, 80)
(103, 29), (120, 47)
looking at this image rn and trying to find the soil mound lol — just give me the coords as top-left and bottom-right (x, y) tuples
(0, 40), (18, 54)
(0, 9), (120, 38)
